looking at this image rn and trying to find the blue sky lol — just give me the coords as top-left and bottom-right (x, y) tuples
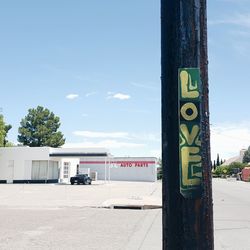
(208, 0), (250, 160)
(0, 0), (250, 160)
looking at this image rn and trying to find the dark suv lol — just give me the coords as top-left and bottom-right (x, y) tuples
(70, 174), (92, 185)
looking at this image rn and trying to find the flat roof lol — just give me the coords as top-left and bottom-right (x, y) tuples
(49, 153), (108, 157)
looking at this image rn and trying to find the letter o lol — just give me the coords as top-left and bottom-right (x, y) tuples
(181, 103), (198, 121)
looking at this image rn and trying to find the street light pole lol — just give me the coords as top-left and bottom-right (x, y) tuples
(161, 0), (214, 249)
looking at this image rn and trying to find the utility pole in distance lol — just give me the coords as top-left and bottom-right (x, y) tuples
(161, 0), (214, 249)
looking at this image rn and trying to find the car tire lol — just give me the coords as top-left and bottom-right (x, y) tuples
(71, 182), (74, 185)
(77, 182), (80, 185)
(85, 179), (91, 185)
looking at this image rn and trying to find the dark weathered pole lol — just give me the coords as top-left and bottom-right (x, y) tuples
(161, 0), (214, 249)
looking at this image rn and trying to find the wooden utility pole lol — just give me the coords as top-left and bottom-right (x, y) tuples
(161, 0), (214, 249)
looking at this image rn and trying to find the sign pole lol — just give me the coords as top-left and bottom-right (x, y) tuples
(161, 0), (214, 249)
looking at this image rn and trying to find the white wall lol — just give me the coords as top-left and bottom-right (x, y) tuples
(0, 147), (109, 183)
(79, 157), (157, 182)
(0, 147), (50, 182)
(58, 158), (79, 183)
(0, 147), (157, 183)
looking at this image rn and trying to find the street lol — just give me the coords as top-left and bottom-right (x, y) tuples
(0, 181), (161, 250)
(213, 179), (250, 250)
(0, 179), (249, 249)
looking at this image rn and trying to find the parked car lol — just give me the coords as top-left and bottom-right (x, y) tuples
(70, 174), (92, 185)
(242, 167), (250, 182)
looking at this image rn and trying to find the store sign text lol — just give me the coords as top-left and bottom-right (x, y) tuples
(120, 162), (149, 167)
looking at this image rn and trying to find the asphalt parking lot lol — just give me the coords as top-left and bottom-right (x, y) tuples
(0, 181), (161, 250)
(1, 179), (250, 250)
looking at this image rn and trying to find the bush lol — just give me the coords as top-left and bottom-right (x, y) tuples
(213, 166), (228, 177)
(157, 167), (162, 180)
(212, 162), (247, 178)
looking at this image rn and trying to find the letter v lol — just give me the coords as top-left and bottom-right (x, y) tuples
(180, 124), (200, 146)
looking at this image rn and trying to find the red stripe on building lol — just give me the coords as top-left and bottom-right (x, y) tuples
(80, 161), (106, 164)
(80, 161), (156, 164)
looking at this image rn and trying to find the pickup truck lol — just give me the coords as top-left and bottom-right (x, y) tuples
(70, 174), (92, 185)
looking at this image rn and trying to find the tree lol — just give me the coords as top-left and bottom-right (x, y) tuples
(5, 141), (15, 147)
(216, 153), (220, 166)
(157, 158), (162, 180)
(18, 106), (65, 147)
(0, 115), (12, 147)
(0, 115), (5, 146)
(213, 160), (216, 170)
(214, 162), (247, 177)
(243, 146), (250, 163)
(4, 124), (12, 146)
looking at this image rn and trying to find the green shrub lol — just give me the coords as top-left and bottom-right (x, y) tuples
(212, 162), (247, 178)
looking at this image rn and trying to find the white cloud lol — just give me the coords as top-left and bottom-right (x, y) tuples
(225, 30), (250, 55)
(228, 30), (250, 38)
(107, 92), (131, 100)
(64, 140), (145, 149)
(131, 133), (161, 142)
(211, 121), (250, 161)
(121, 108), (151, 114)
(149, 149), (161, 158)
(232, 42), (250, 56)
(130, 82), (159, 91)
(73, 130), (161, 142)
(69, 123), (250, 161)
(209, 13), (250, 28)
(218, 0), (248, 3)
(113, 93), (130, 100)
(73, 131), (130, 139)
(70, 130), (160, 156)
(85, 92), (97, 97)
(66, 94), (79, 100)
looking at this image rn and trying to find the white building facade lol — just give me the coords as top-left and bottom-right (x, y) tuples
(0, 147), (157, 183)
(0, 147), (109, 184)
(79, 157), (157, 182)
